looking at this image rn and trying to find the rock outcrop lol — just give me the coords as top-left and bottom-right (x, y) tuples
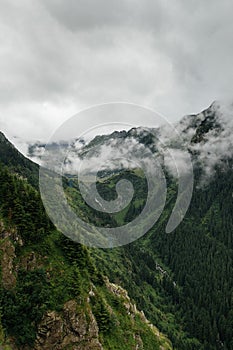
(0, 222), (18, 290)
(34, 300), (103, 350)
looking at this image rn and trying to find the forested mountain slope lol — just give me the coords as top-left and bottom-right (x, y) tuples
(91, 163), (233, 350)
(0, 135), (172, 350)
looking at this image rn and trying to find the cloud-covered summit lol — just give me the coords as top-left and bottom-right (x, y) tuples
(28, 100), (233, 185)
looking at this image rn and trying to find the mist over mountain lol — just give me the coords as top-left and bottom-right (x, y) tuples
(26, 100), (233, 184)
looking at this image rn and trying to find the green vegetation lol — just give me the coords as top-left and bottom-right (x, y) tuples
(0, 132), (39, 188)
(1, 269), (50, 346)
(67, 163), (233, 349)
(91, 167), (233, 350)
(0, 145), (170, 349)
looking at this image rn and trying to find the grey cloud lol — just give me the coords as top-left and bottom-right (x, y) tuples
(41, 0), (164, 32)
(0, 0), (233, 144)
(42, 0), (134, 30)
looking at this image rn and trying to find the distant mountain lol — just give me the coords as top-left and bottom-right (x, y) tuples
(78, 100), (233, 177)
(26, 100), (233, 184)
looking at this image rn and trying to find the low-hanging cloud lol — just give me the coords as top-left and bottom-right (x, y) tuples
(29, 99), (233, 187)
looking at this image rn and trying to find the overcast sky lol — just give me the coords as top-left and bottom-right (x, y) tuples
(1, 0), (233, 149)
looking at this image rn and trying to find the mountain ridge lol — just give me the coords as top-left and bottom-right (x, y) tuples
(24, 100), (233, 185)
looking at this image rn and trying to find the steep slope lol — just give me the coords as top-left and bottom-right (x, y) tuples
(0, 134), (172, 350)
(0, 132), (39, 188)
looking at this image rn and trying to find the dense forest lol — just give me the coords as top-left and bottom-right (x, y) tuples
(91, 166), (233, 350)
(63, 167), (233, 349)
